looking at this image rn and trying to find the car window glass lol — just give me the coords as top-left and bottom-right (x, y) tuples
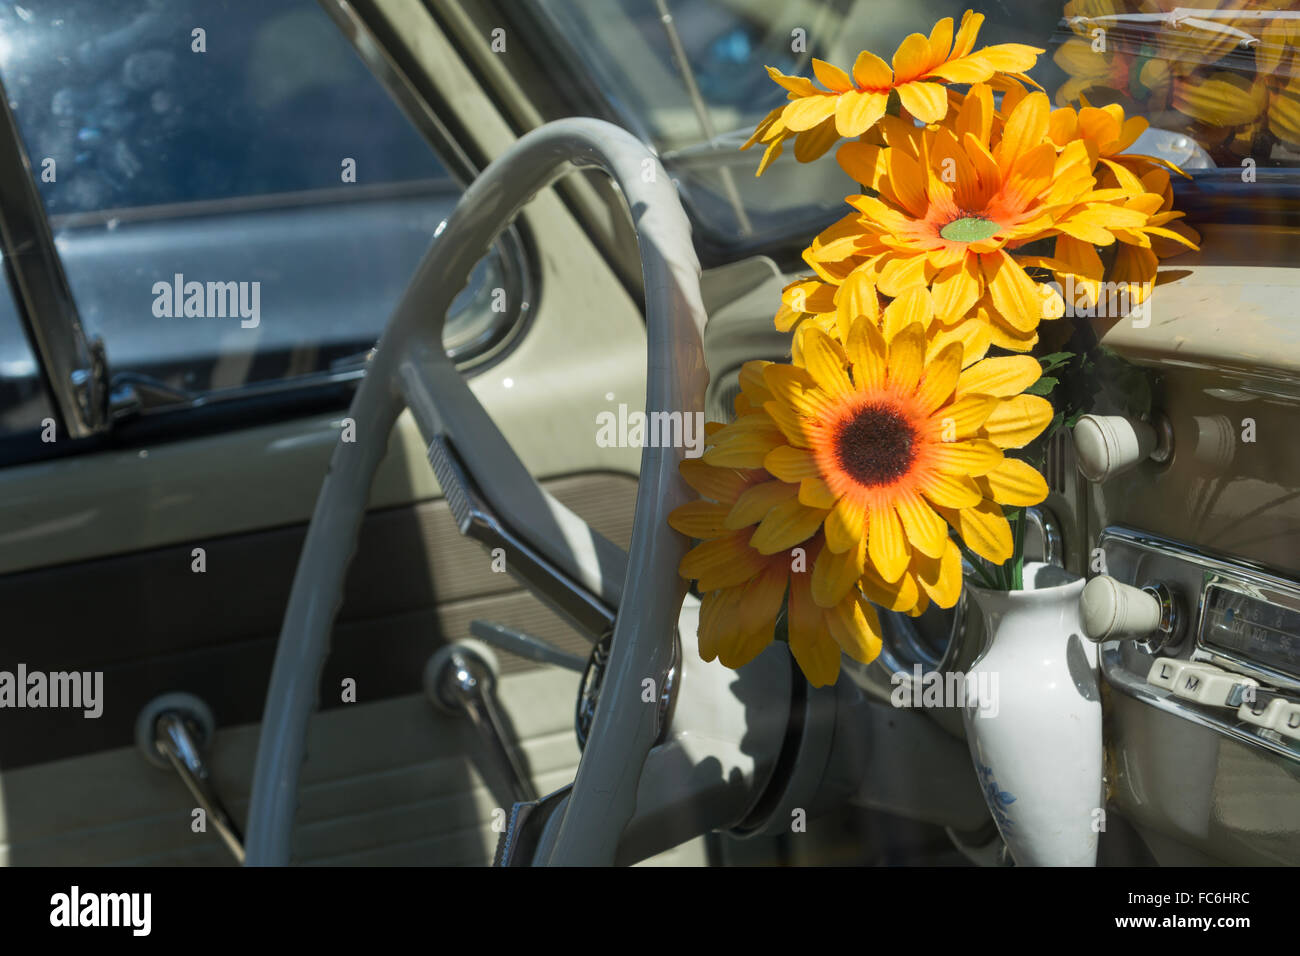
(526, 0), (1300, 247)
(0, 0), (520, 430)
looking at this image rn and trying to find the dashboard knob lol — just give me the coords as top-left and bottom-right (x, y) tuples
(1080, 576), (1183, 654)
(1071, 414), (1159, 482)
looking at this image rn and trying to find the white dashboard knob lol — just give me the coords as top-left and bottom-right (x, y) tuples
(1071, 414), (1158, 482)
(1080, 575), (1162, 643)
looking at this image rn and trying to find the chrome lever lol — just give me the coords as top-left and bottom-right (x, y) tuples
(154, 713), (246, 864)
(427, 433), (616, 642)
(469, 619), (587, 672)
(135, 694), (245, 864)
(425, 643), (538, 805)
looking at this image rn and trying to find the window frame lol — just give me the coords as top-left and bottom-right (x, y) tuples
(0, 0), (538, 468)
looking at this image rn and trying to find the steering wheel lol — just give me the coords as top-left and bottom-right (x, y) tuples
(244, 118), (717, 865)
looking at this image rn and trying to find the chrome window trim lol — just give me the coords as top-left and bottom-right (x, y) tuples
(0, 76), (108, 439)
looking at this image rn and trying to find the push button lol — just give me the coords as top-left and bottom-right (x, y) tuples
(1237, 692), (1284, 729)
(1274, 700), (1300, 741)
(1170, 665), (1257, 707)
(1146, 657), (1186, 690)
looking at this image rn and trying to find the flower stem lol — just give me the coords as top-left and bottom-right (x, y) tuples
(955, 537), (1000, 589)
(1011, 506), (1028, 590)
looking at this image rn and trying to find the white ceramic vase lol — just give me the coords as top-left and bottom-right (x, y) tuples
(961, 562), (1103, 867)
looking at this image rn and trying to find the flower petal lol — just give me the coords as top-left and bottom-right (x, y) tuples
(836, 89), (890, 138)
(825, 494), (866, 554)
(983, 249), (1061, 331)
(764, 444), (821, 482)
(812, 534), (866, 608)
(928, 393), (996, 440)
(974, 456), (1049, 506)
(749, 497), (828, 554)
(846, 313), (890, 392)
(980, 394), (1053, 448)
(668, 500), (731, 539)
(931, 255), (982, 324)
(897, 80), (949, 123)
(927, 439), (1003, 476)
(861, 564), (921, 613)
(895, 488), (948, 559)
(868, 500), (910, 583)
(801, 326), (855, 399)
(892, 32), (935, 83)
(913, 538), (963, 607)
(800, 476), (839, 509)
(681, 531), (768, 590)
(939, 500), (1013, 563)
(886, 322), (926, 394)
(881, 286), (934, 341)
(853, 49), (894, 89)
(915, 341), (962, 416)
(788, 574), (843, 687)
(918, 470), (982, 509)
(812, 58), (853, 93)
(679, 456), (755, 502)
(825, 593), (883, 664)
(957, 354), (1042, 397)
(726, 479), (799, 529)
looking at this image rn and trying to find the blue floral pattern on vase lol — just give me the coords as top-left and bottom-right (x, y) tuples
(976, 761), (1016, 831)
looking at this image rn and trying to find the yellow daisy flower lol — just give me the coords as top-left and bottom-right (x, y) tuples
(743, 10), (1042, 176)
(669, 424), (883, 688)
(705, 321), (1051, 619)
(1046, 101), (1200, 307)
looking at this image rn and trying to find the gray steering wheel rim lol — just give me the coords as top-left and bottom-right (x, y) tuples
(244, 118), (709, 866)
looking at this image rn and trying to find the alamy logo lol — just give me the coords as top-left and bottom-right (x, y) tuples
(151, 273), (261, 328)
(890, 664), (999, 718)
(50, 886), (151, 936)
(595, 404), (707, 458)
(0, 664), (102, 718)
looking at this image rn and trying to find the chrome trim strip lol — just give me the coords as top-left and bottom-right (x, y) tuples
(0, 76), (107, 438)
(1102, 643), (1300, 763)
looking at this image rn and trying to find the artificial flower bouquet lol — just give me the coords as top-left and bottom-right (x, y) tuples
(669, 9), (1200, 687)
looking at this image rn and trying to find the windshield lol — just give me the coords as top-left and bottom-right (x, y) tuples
(524, 0), (1300, 249)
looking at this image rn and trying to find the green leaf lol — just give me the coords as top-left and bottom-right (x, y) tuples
(1037, 351), (1074, 372)
(1025, 376), (1058, 396)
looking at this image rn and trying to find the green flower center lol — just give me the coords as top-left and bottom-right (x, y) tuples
(940, 216), (1000, 243)
(834, 403), (916, 488)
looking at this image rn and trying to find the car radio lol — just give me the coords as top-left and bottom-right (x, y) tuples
(1083, 526), (1300, 762)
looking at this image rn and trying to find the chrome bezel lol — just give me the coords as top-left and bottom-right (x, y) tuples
(1099, 527), (1300, 691)
(1096, 526), (1300, 763)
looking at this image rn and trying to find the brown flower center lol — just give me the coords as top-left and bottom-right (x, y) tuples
(834, 403), (916, 487)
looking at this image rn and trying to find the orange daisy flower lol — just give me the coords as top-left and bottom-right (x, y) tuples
(810, 85), (1200, 349)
